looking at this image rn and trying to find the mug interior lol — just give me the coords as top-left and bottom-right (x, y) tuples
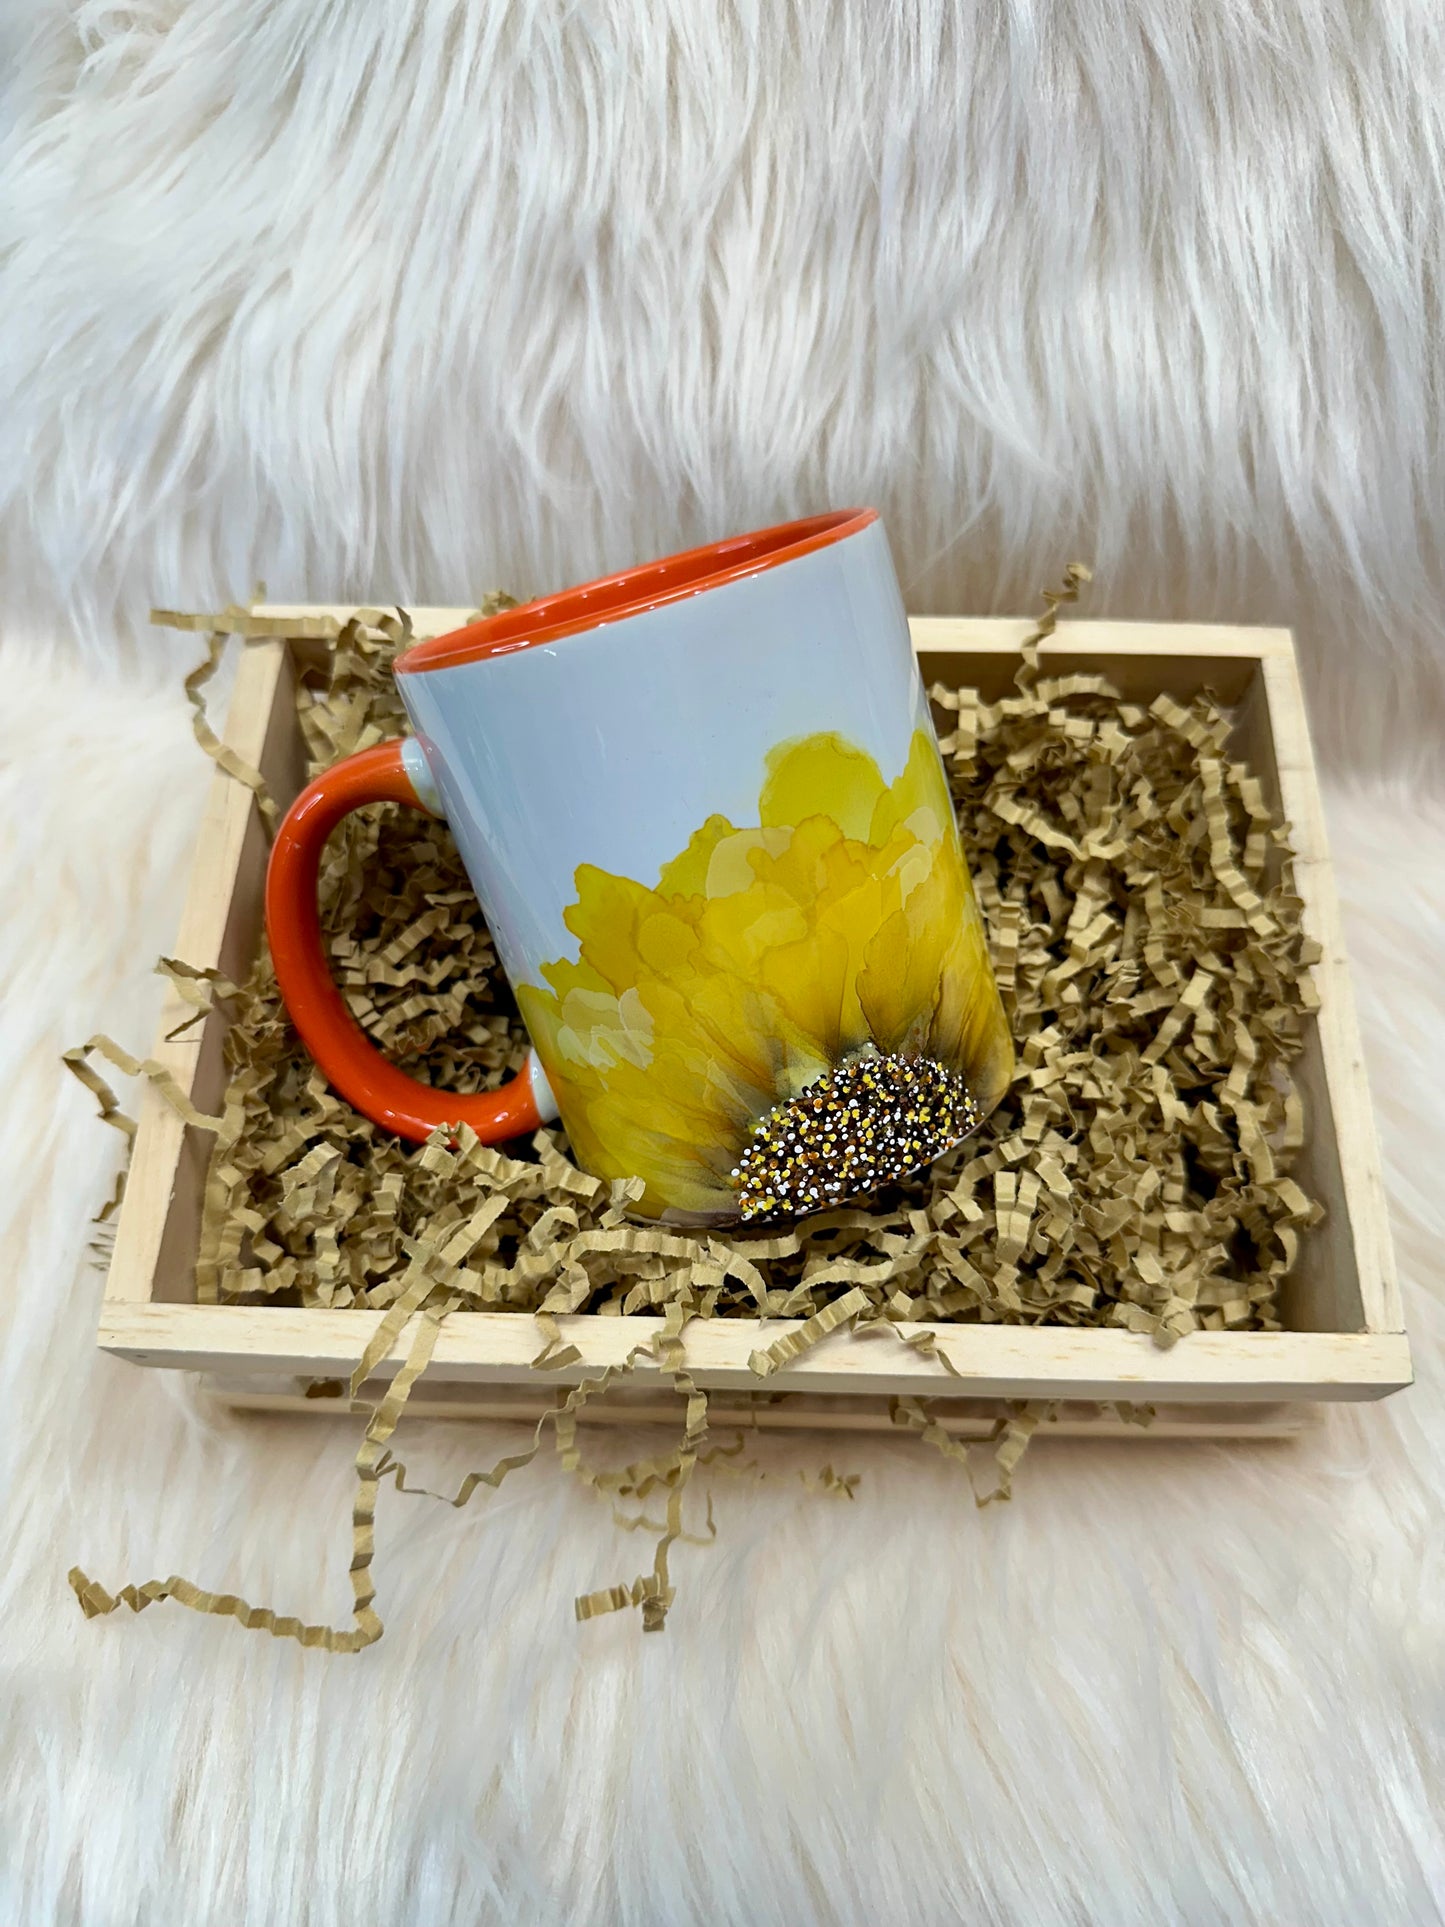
(394, 508), (876, 676)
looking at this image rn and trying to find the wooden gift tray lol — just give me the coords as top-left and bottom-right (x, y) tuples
(97, 612), (1409, 1438)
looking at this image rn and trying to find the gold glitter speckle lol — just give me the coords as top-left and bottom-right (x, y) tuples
(729, 1050), (982, 1223)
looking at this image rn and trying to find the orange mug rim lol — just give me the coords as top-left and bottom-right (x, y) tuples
(394, 507), (877, 676)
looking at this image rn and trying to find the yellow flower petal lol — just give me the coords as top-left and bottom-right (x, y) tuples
(761, 732), (884, 839)
(868, 725), (955, 845)
(522, 728), (1012, 1221)
(703, 825), (791, 898)
(561, 867), (659, 993)
(656, 812), (737, 897)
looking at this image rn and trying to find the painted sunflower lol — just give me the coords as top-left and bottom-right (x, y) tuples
(516, 727), (1013, 1222)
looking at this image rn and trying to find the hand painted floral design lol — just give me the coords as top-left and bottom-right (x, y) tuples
(516, 726), (1013, 1222)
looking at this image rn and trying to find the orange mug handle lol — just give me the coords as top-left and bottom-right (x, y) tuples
(264, 738), (549, 1143)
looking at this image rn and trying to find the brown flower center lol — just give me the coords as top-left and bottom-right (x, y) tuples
(729, 1050), (982, 1223)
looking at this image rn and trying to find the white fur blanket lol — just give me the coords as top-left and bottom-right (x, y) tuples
(2, 1), (1443, 1920)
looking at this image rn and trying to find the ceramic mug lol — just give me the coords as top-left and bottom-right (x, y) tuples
(265, 510), (1013, 1224)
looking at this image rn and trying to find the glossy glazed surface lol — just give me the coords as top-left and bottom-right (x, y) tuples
(400, 515), (923, 978)
(391, 513), (1012, 1216)
(394, 509), (876, 674)
(264, 738), (551, 1142)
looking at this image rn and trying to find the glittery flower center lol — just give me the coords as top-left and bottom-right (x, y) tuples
(728, 1049), (982, 1222)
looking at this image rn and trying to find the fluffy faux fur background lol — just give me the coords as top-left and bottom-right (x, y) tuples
(2, 1), (1443, 1921)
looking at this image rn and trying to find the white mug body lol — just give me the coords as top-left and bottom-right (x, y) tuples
(392, 511), (1012, 1222)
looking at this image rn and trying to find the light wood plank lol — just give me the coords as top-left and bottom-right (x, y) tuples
(258, 604), (478, 637)
(909, 616), (1295, 658)
(1257, 651), (1402, 1335)
(202, 1375), (1315, 1438)
(100, 1305), (1411, 1402)
(103, 641), (289, 1304)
